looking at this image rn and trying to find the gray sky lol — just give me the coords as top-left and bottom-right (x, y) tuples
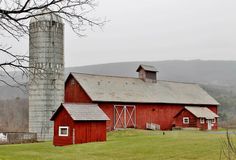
(4, 0), (236, 67)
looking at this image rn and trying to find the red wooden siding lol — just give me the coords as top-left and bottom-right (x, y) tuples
(53, 108), (74, 146)
(74, 121), (106, 144)
(98, 103), (115, 131)
(135, 104), (183, 130)
(99, 103), (183, 130)
(174, 109), (198, 128)
(65, 76), (92, 103)
(99, 103), (218, 130)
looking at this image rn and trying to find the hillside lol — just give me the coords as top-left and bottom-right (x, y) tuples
(2, 60), (236, 99)
(0, 60), (236, 131)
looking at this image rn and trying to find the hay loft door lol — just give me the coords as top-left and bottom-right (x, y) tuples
(114, 105), (136, 129)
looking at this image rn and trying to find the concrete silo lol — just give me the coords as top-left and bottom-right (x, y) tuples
(29, 9), (64, 140)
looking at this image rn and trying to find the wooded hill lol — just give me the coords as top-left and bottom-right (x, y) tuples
(0, 60), (236, 131)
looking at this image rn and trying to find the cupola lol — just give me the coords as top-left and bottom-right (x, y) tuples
(136, 64), (158, 83)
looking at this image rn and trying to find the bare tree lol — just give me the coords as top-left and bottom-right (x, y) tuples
(0, 0), (104, 90)
(221, 130), (236, 160)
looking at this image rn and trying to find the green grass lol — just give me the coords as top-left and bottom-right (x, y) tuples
(0, 129), (233, 160)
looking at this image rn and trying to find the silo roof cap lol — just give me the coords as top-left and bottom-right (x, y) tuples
(30, 8), (62, 24)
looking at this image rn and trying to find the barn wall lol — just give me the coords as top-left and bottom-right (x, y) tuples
(174, 110), (198, 128)
(138, 69), (146, 80)
(98, 103), (114, 131)
(65, 76), (92, 103)
(196, 119), (207, 130)
(53, 108), (74, 146)
(208, 105), (218, 113)
(98, 103), (218, 130)
(135, 104), (183, 130)
(146, 72), (156, 80)
(138, 69), (157, 82)
(75, 121), (106, 144)
(98, 103), (184, 130)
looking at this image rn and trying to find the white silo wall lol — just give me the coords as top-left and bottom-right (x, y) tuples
(29, 15), (64, 141)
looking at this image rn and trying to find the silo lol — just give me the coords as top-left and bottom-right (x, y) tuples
(29, 9), (64, 140)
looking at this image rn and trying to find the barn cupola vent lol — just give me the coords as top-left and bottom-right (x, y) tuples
(136, 64), (158, 83)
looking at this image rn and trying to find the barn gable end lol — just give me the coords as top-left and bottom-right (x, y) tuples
(65, 74), (92, 103)
(51, 105), (74, 146)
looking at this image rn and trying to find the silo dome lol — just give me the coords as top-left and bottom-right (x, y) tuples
(30, 8), (62, 24)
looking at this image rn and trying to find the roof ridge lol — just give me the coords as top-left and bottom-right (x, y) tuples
(71, 72), (198, 85)
(140, 63), (152, 66)
(159, 80), (198, 85)
(71, 72), (139, 80)
(63, 102), (98, 105)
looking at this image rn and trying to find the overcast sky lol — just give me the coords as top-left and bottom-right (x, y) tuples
(4, 0), (236, 67)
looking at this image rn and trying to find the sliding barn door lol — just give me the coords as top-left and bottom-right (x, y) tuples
(114, 105), (136, 129)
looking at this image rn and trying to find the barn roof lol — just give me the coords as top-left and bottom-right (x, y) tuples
(51, 103), (110, 121)
(70, 73), (219, 105)
(185, 106), (219, 119)
(136, 64), (158, 72)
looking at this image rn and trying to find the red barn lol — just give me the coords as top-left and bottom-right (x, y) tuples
(64, 64), (219, 131)
(174, 106), (219, 130)
(51, 103), (109, 146)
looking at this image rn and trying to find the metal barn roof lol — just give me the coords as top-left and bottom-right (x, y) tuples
(51, 103), (110, 121)
(70, 73), (219, 105)
(136, 64), (158, 72)
(185, 106), (219, 119)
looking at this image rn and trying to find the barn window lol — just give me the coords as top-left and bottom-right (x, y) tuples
(59, 126), (69, 136)
(200, 118), (205, 124)
(212, 118), (216, 123)
(71, 79), (75, 85)
(183, 117), (189, 124)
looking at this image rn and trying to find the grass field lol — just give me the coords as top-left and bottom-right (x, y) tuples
(0, 129), (234, 160)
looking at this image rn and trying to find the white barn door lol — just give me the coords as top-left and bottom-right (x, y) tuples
(114, 105), (136, 129)
(207, 120), (212, 130)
